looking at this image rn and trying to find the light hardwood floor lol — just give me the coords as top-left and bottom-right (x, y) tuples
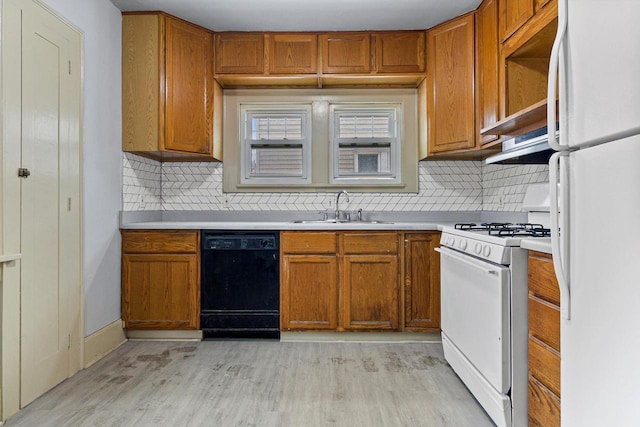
(6, 341), (493, 426)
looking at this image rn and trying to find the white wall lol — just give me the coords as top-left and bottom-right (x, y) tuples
(39, 0), (122, 336)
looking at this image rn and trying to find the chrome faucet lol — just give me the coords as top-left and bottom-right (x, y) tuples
(335, 190), (349, 220)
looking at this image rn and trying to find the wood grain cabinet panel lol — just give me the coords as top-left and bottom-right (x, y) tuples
(267, 33), (318, 74)
(528, 377), (561, 427)
(321, 32), (371, 74)
(403, 233), (440, 331)
(215, 32), (264, 74)
(343, 232), (397, 254)
(500, 0), (534, 42)
(122, 12), (219, 161)
(476, 0), (500, 145)
(122, 230), (200, 330)
(281, 255), (338, 330)
(374, 32), (425, 73)
(528, 250), (561, 426)
(342, 255), (399, 330)
(426, 14), (476, 155)
(281, 231), (406, 332)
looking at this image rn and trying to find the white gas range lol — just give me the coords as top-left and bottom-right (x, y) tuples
(436, 185), (551, 427)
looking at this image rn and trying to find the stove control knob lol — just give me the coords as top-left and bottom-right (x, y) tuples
(449, 237), (455, 246)
(483, 245), (491, 257)
(474, 243), (482, 254)
(458, 239), (467, 250)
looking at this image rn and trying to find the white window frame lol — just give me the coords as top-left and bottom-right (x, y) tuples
(240, 104), (312, 185)
(329, 104), (402, 185)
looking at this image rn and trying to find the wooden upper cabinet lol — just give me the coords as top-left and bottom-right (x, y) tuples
(215, 32), (264, 74)
(426, 13), (476, 155)
(267, 33), (318, 74)
(476, 0), (500, 145)
(165, 18), (214, 155)
(122, 12), (219, 161)
(374, 32), (425, 73)
(321, 32), (371, 74)
(500, 0), (534, 41)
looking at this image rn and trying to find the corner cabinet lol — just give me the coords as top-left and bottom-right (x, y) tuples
(122, 12), (222, 162)
(528, 250), (561, 426)
(476, 0), (500, 146)
(121, 230), (200, 330)
(426, 13), (476, 156)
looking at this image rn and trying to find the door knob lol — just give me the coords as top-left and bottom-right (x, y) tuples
(18, 168), (30, 178)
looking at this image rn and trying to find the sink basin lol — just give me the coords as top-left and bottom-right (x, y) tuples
(291, 219), (393, 224)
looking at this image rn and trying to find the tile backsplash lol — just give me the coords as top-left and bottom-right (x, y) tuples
(122, 153), (548, 212)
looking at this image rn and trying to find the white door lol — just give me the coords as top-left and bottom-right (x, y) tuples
(18, 0), (82, 407)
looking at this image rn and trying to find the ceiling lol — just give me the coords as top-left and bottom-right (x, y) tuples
(110, 0), (482, 32)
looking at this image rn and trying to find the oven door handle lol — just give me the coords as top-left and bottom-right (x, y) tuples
(435, 247), (499, 275)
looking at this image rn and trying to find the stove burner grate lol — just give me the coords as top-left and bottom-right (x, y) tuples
(453, 222), (550, 238)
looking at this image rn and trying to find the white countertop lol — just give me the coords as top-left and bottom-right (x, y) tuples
(120, 220), (446, 231)
(520, 238), (552, 254)
(119, 210), (530, 232)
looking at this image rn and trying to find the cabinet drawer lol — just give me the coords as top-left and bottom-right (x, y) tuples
(343, 232), (398, 254)
(528, 337), (560, 396)
(528, 251), (560, 305)
(529, 295), (560, 351)
(122, 231), (199, 254)
(528, 376), (560, 427)
(281, 232), (337, 254)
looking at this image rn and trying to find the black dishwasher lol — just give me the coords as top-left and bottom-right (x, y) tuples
(200, 231), (280, 339)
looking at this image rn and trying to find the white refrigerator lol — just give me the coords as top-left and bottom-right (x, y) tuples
(547, 0), (640, 425)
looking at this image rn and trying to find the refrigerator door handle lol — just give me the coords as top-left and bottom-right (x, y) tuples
(547, 0), (568, 152)
(550, 151), (571, 319)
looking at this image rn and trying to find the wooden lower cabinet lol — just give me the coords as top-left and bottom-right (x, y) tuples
(342, 254), (398, 330)
(121, 230), (200, 330)
(280, 231), (440, 332)
(403, 232), (441, 331)
(281, 254), (338, 330)
(528, 250), (561, 426)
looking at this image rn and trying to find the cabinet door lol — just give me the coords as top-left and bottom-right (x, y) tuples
(122, 254), (199, 330)
(215, 33), (264, 74)
(267, 33), (317, 74)
(342, 255), (399, 330)
(374, 32), (425, 73)
(164, 17), (213, 154)
(500, 0), (534, 41)
(321, 32), (371, 74)
(281, 255), (338, 330)
(404, 233), (440, 331)
(426, 14), (476, 155)
(476, 0), (500, 145)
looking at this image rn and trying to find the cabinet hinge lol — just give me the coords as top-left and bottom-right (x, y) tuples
(67, 197), (72, 211)
(68, 60), (72, 75)
(68, 333), (71, 349)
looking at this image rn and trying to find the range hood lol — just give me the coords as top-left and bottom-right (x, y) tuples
(485, 127), (556, 165)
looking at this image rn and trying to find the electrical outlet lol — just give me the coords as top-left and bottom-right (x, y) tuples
(138, 194), (145, 209)
(498, 193), (504, 208)
(223, 197), (231, 209)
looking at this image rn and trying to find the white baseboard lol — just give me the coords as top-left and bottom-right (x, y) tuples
(83, 319), (127, 368)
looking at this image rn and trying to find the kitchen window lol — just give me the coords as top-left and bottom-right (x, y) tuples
(241, 105), (312, 185)
(330, 106), (401, 185)
(224, 89), (418, 193)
